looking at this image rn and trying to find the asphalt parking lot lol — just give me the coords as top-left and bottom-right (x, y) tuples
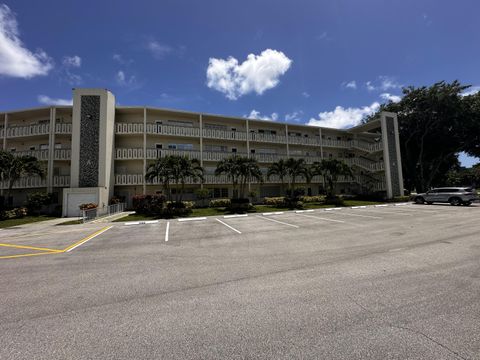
(1, 203), (479, 359)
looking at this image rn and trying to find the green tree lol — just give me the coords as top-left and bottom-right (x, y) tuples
(0, 150), (45, 206)
(313, 159), (353, 199)
(267, 159), (289, 195)
(215, 156), (262, 199)
(145, 155), (204, 202)
(284, 158), (309, 195)
(368, 81), (480, 192)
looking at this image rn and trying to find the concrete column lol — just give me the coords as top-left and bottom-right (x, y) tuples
(143, 107), (147, 195)
(285, 124), (289, 157)
(199, 114), (203, 189)
(47, 107), (56, 193)
(246, 118), (250, 156)
(3, 113), (8, 150)
(319, 127), (323, 159)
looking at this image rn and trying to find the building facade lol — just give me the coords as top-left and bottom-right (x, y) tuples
(1, 89), (404, 216)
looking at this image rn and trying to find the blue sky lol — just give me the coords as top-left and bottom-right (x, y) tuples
(0, 0), (478, 166)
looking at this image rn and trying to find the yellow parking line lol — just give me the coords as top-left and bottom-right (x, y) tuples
(0, 251), (60, 260)
(0, 243), (62, 253)
(62, 226), (112, 252)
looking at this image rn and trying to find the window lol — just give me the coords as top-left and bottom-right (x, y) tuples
(168, 120), (193, 127)
(231, 148), (237, 153)
(54, 143), (62, 149)
(156, 144), (163, 149)
(177, 144), (193, 151)
(213, 188), (228, 198)
(38, 119), (49, 124)
(231, 128), (236, 132)
(40, 144), (49, 150)
(10, 148), (16, 152)
(250, 149), (255, 154)
(29, 146), (36, 151)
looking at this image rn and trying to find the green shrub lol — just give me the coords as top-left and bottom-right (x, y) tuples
(324, 196), (345, 206)
(26, 192), (53, 215)
(132, 195), (166, 215)
(227, 198), (253, 214)
(299, 195), (325, 203)
(0, 207), (28, 220)
(164, 201), (193, 217)
(209, 198), (231, 208)
(79, 203), (97, 210)
(283, 198), (304, 209)
(14, 207), (28, 218)
(264, 197), (285, 206)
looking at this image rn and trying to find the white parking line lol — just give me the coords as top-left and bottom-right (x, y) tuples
(296, 213), (346, 223)
(262, 212), (284, 216)
(215, 218), (242, 234)
(331, 211), (382, 219)
(178, 217), (207, 222)
(165, 221), (170, 242)
(256, 215), (299, 228)
(295, 210), (315, 213)
(223, 214), (248, 219)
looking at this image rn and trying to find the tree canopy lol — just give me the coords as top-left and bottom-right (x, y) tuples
(367, 81), (480, 192)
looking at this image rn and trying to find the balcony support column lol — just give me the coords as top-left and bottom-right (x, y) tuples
(2, 113), (7, 151)
(199, 114), (204, 189)
(47, 107), (56, 193)
(285, 124), (289, 157)
(246, 118), (251, 192)
(143, 107), (147, 195)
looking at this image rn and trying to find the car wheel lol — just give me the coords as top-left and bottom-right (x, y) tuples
(449, 197), (461, 206)
(415, 197), (425, 204)
(426, 201), (433, 205)
(462, 201), (472, 206)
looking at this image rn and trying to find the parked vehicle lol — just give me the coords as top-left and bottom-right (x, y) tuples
(413, 187), (478, 206)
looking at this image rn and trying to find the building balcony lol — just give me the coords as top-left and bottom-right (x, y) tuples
(249, 132), (286, 144)
(54, 148), (71, 160)
(351, 139), (383, 152)
(55, 123), (72, 134)
(146, 123), (201, 137)
(115, 122), (144, 134)
(0, 175), (70, 189)
(203, 128), (247, 141)
(13, 149), (49, 161)
(2, 124), (50, 138)
(345, 158), (384, 172)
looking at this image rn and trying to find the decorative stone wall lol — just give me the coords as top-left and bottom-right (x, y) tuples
(79, 95), (100, 187)
(386, 117), (401, 196)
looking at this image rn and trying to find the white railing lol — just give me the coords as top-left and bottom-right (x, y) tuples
(203, 151), (248, 161)
(146, 123), (200, 137)
(55, 123), (72, 134)
(345, 158), (384, 172)
(115, 123), (144, 134)
(13, 149), (49, 161)
(249, 132), (286, 144)
(82, 202), (126, 223)
(53, 175), (70, 187)
(288, 136), (321, 146)
(54, 149), (71, 160)
(5, 124), (50, 138)
(351, 140), (383, 152)
(116, 148), (144, 159)
(322, 138), (350, 148)
(203, 128), (247, 141)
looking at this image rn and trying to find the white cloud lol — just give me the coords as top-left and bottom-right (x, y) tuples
(380, 93), (401, 103)
(307, 102), (380, 129)
(37, 95), (72, 106)
(147, 40), (172, 59)
(0, 4), (53, 78)
(245, 109), (279, 121)
(62, 55), (81, 67)
(366, 76), (402, 92)
(115, 70), (137, 87)
(113, 53), (133, 65)
(206, 49), (292, 100)
(461, 86), (480, 97)
(285, 111), (303, 122)
(343, 80), (357, 89)
(302, 91), (310, 98)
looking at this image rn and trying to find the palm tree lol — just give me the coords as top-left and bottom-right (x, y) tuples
(0, 150), (45, 206)
(171, 156), (204, 202)
(145, 155), (204, 202)
(215, 155), (262, 199)
(267, 159), (288, 195)
(145, 156), (173, 200)
(284, 158), (309, 196)
(315, 159), (353, 198)
(238, 157), (263, 199)
(215, 156), (241, 199)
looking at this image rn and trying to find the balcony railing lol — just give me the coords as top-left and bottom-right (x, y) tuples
(203, 128), (247, 141)
(13, 149), (49, 161)
(3, 124), (50, 138)
(54, 148), (71, 160)
(351, 140), (383, 152)
(0, 175), (70, 189)
(345, 158), (384, 172)
(146, 123), (200, 137)
(248, 132), (286, 144)
(55, 123), (72, 134)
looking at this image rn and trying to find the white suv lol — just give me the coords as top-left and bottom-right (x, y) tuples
(413, 187), (478, 206)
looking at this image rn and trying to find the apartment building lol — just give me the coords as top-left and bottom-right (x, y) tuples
(1, 88), (404, 216)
